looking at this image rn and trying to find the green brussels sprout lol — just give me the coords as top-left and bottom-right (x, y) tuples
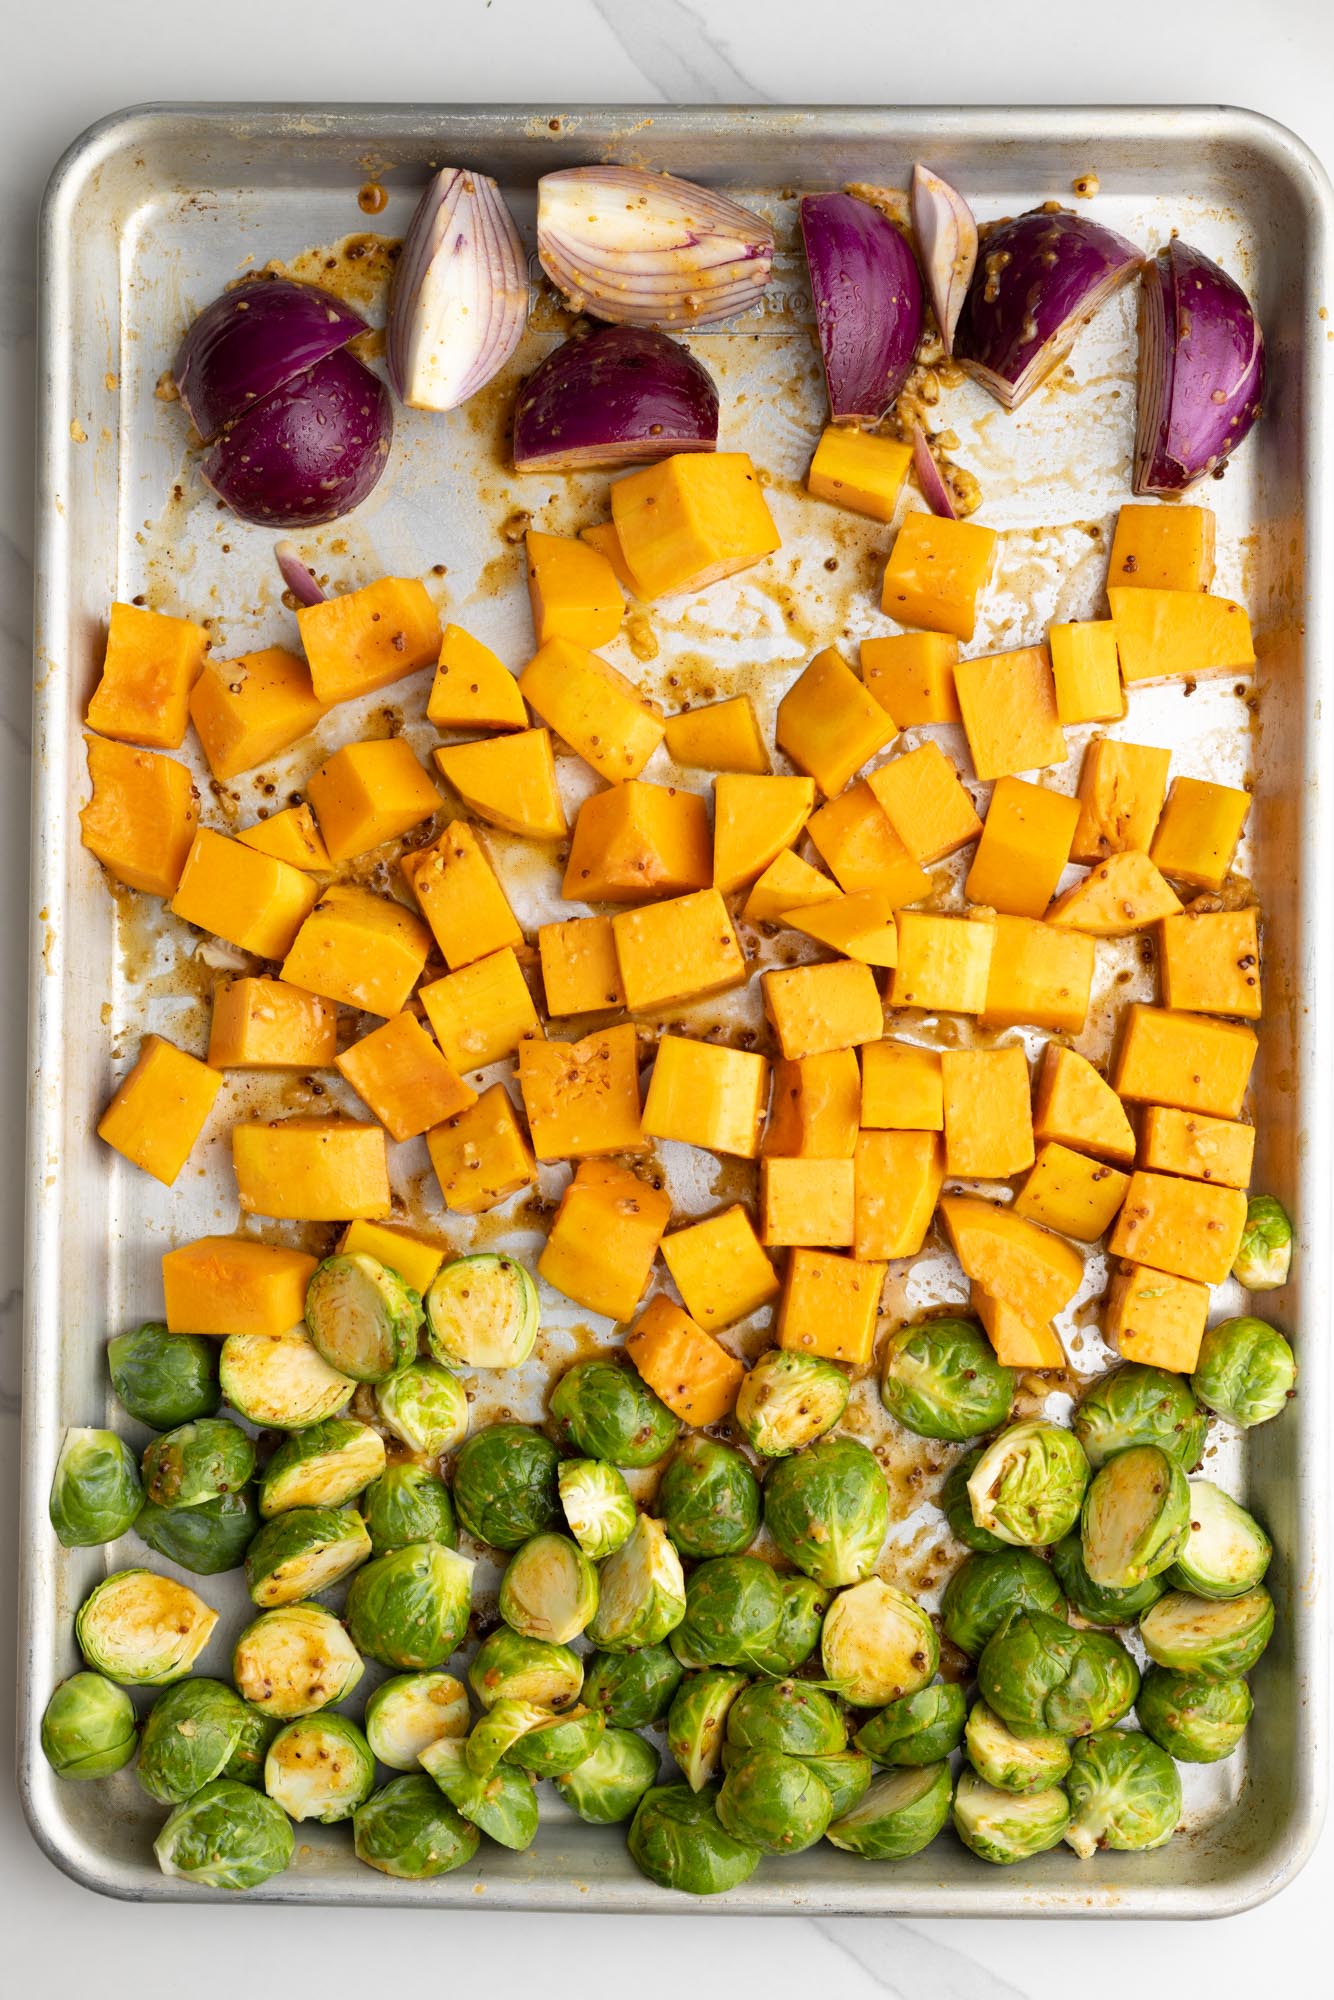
(345, 1541), (474, 1670)
(716, 1747), (833, 1854)
(452, 1423), (561, 1550)
(1064, 1728), (1182, 1857)
(821, 1578), (939, 1709)
(672, 1556), (784, 1669)
(1073, 1362), (1208, 1472)
(108, 1323), (220, 1429)
(656, 1436), (761, 1559)
(952, 1767), (1069, 1865)
(586, 1515), (685, 1651)
(557, 1457), (637, 1560)
(464, 1698), (550, 1775)
(222, 1703), (281, 1785)
(232, 1602), (364, 1718)
(1139, 1586), (1275, 1678)
(1231, 1194), (1293, 1291)
(419, 1737), (539, 1850)
(353, 1773), (480, 1879)
(978, 1610), (1138, 1738)
(940, 1448), (1006, 1552)
(244, 1505), (372, 1607)
(1079, 1444), (1190, 1589)
(1136, 1666), (1253, 1763)
(880, 1316), (1013, 1443)
(425, 1252), (538, 1371)
(964, 1700), (1071, 1794)
(40, 1672), (137, 1779)
(749, 1575), (830, 1676)
(854, 1682), (966, 1766)
(939, 1549), (1064, 1659)
(498, 1532), (599, 1645)
(727, 1679), (846, 1757)
(1049, 1534), (1165, 1628)
(966, 1421), (1089, 1548)
(627, 1782), (760, 1895)
(1192, 1317), (1297, 1429)
(827, 1761), (954, 1860)
(76, 1569), (217, 1685)
(548, 1357), (681, 1469)
(137, 1676), (249, 1803)
(374, 1361), (469, 1456)
(219, 1332), (354, 1430)
(1168, 1480), (1271, 1600)
(136, 1488), (259, 1575)
(555, 1727), (660, 1824)
(141, 1418), (255, 1511)
(154, 1778), (293, 1890)
(468, 1629), (583, 1712)
(583, 1643), (682, 1729)
(258, 1418), (386, 1517)
(364, 1671), (470, 1770)
(800, 1749), (873, 1819)
(264, 1711), (375, 1822)
(505, 1703), (606, 1778)
(49, 1428), (143, 1547)
(360, 1462), (456, 1553)
(763, 1436), (890, 1587)
(667, 1670), (749, 1790)
(733, 1349), (849, 1458)
(305, 1252), (422, 1383)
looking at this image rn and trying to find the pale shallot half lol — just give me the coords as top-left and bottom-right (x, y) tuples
(387, 168), (529, 411)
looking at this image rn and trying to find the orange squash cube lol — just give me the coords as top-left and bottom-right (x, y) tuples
(1139, 1106), (1255, 1190)
(238, 804), (332, 872)
(953, 645), (1066, 781)
(610, 452), (781, 599)
(642, 1037), (769, 1159)
(283, 885), (432, 1016)
(189, 647), (327, 780)
(1104, 1262), (1210, 1375)
(1160, 908), (1262, 1019)
(434, 729), (566, 840)
(880, 512), (997, 641)
(79, 735), (199, 898)
(1013, 1143), (1130, 1242)
(563, 781), (711, 903)
(539, 915), (626, 1017)
(763, 960), (884, 1060)
(426, 1084), (536, 1215)
(1149, 777), (1251, 892)
(866, 742), (982, 863)
(775, 648), (897, 798)
(1108, 504), (1216, 593)
(426, 623), (528, 732)
(807, 426), (912, 522)
(1047, 852), (1182, 936)
(307, 738), (442, 863)
(743, 849), (837, 928)
(664, 695), (769, 776)
(1048, 621), (1124, 727)
(784, 891), (899, 968)
(1070, 739), (1171, 864)
(526, 530), (624, 649)
(208, 977), (337, 1071)
(518, 1023), (645, 1159)
(338, 1220), (446, 1296)
(233, 1119), (391, 1221)
(1033, 1044), (1136, 1166)
(419, 948), (540, 1072)
(860, 1041), (943, 1131)
(939, 1194), (1084, 1319)
(335, 1013), (476, 1142)
(1113, 1005), (1257, 1120)
(612, 888), (747, 1014)
(860, 632), (961, 727)
(171, 829), (320, 959)
(162, 1237), (318, 1337)
(297, 578), (441, 706)
(805, 783), (933, 903)
(625, 1297), (745, 1429)
(579, 521), (640, 594)
(86, 602), (208, 749)
(982, 914), (1095, 1036)
(401, 823), (522, 970)
(713, 774), (816, 895)
(97, 1035), (223, 1186)
(519, 636), (664, 782)
(660, 1206), (780, 1330)
(890, 911), (995, 1015)
(760, 1157), (856, 1248)
(763, 1051), (862, 1159)
(1109, 586), (1254, 683)
(538, 1161), (672, 1324)
(965, 777), (1080, 919)
(854, 1130), (945, 1259)
(971, 1288), (1066, 1371)
(777, 1249), (885, 1364)
(1108, 1170), (1248, 1285)
(941, 1047), (1034, 1179)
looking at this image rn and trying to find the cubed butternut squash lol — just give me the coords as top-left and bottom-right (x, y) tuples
(434, 729), (566, 840)
(162, 1237), (318, 1337)
(660, 1206), (780, 1330)
(860, 1041), (943, 1131)
(297, 578), (441, 705)
(982, 914), (1095, 1036)
(338, 1220), (446, 1296)
(743, 849), (837, 927)
(610, 452), (781, 599)
(1109, 586), (1254, 683)
(1108, 504), (1216, 593)
(1048, 622), (1124, 726)
(642, 1036), (769, 1158)
(807, 426), (912, 522)
(537, 1161), (672, 1324)
(805, 783), (933, 903)
(401, 823), (522, 969)
(860, 632), (960, 727)
(971, 1287), (1066, 1371)
(426, 1084), (536, 1214)
(86, 602), (208, 749)
(97, 1035), (223, 1186)
(664, 695), (769, 775)
(763, 959), (884, 1059)
(1104, 1262), (1210, 1374)
(1013, 1143), (1130, 1242)
(189, 647), (326, 780)
(784, 890), (899, 968)
(965, 777), (1081, 920)
(1047, 852), (1183, 936)
(1160, 908), (1262, 1019)
(1108, 1170), (1248, 1284)
(518, 1023), (645, 1159)
(237, 804), (332, 872)
(1033, 1044), (1136, 1165)
(208, 978), (338, 1071)
(625, 1297), (745, 1429)
(763, 1051), (862, 1159)
(419, 948), (540, 1071)
(171, 829), (320, 959)
(539, 915), (626, 1017)
(519, 636), (664, 782)
(939, 1194), (1084, 1318)
(612, 888), (747, 1013)
(233, 1119), (391, 1221)
(526, 530), (624, 649)
(775, 648), (897, 797)
(866, 742), (982, 863)
(1149, 777), (1251, 892)
(1113, 1005), (1257, 1119)
(1070, 738), (1172, 864)
(335, 1013), (477, 1142)
(307, 738), (443, 863)
(953, 646), (1066, 781)
(283, 885), (433, 1016)
(941, 1047), (1034, 1179)
(880, 512), (997, 641)
(760, 1157), (856, 1248)
(564, 781), (711, 903)
(713, 774), (816, 895)
(777, 1249), (885, 1365)
(854, 1130), (945, 1260)
(79, 735), (199, 898)
(579, 521), (640, 595)
(426, 623), (528, 732)
(890, 910), (995, 1015)
(1139, 1106), (1255, 1190)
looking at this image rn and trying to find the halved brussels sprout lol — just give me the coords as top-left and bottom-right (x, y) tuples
(498, 1531), (599, 1645)
(628, 1782), (760, 1895)
(586, 1515), (685, 1652)
(966, 1421), (1089, 1548)
(1080, 1444), (1190, 1589)
(354, 1773), (480, 1879)
(465, 1698), (551, 1776)
(305, 1253), (422, 1384)
(506, 1703), (606, 1778)
(467, 1629), (583, 1712)
(137, 1676), (249, 1803)
(880, 1317), (1013, 1443)
(219, 1332), (354, 1430)
(556, 1726), (660, 1824)
(264, 1711), (375, 1822)
(667, 1670), (749, 1790)
(939, 1549), (1064, 1659)
(108, 1322), (219, 1430)
(49, 1428), (143, 1547)
(1064, 1728), (1181, 1857)
(964, 1700), (1071, 1794)
(1139, 1586), (1274, 1678)
(425, 1252), (538, 1371)
(154, 1778), (294, 1890)
(656, 1436), (761, 1559)
(244, 1505), (372, 1607)
(763, 1436), (890, 1587)
(940, 1448), (1006, 1552)
(222, 1702), (281, 1785)
(827, 1761), (953, 1860)
(1073, 1362), (1207, 1472)
(583, 1643), (683, 1729)
(1168, 1480), (1272, 1600)
(232, 1602), (364, 1718)
(1192, 1318), (1297, 1429)
(750, 1575), (831, 1676)
(716, 1747), (833, 1854)
(952, 1767), (1069, 1865)
(1135, 1666), (1253, 1763)
(375, 1361), (469, 1456)
(1232, 1194), (1293, 1291)
(672, 1556), (784, 1670)
(802, 1749), (873, 1819)
(452, 1422), (561, 1550)
(259, 1418), (386, 1517)
(548, 1357), (681, 1469)
(727, 1679), (846, 1757)
(364, 1671), (470, 1770)
(419, 1737), (539, 1850)
(854, 1682), (966, 1766)
(1049, 1534), (1165, 1628)
(821, 1578), (939, 1708)
(360, 1462), (456, 1553)
(76, 1569), (218, 1686)
(40, 1672), (137, 1780)
(978, 1610), (1138, 1739)
(141, 1418), (255, 1510)
(345, 1541), (474, 1670)
(557, 1458), (638, 1561)
(136, 1487), (259, 1576)
(733, 1349), (849, 1458)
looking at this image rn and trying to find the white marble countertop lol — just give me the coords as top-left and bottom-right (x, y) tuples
(2, 0), (1331, 1991)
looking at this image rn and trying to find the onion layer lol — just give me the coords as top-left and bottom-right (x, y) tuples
(387, 167), (528, 412)
(513, 324), (718, 472)
(174, 277), (366, 442)
(202, 347), (392, 528)
(1134, 239), (1265, 494)
(800, 192), (924, 423)
(910, 423), (958, 519)
(910, 164), (978, 357)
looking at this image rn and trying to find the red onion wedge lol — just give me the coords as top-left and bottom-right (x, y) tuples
(800, 192), (925, 423)
(174, 277), (366, 443)
(1134, 239), (1265, 494)
(536, 166), (773, 329)
(910, 423), (958, 519)
(910, 164), (978, 357)
(513, 324), (719, 472)
(954, 207), (1141, 410)
(202, 347), (392, 528)
(274, 541), (327, 606)
(387, 168), (528, 412)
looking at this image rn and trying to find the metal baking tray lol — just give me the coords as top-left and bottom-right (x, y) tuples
(22, 103), (1333, 1914)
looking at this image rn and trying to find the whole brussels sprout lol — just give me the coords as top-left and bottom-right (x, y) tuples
(419, 1737), (539, 1850)
(1049, 1534), (1165, 1628)
(76, 1569), (217, 1686)
(727, 1679), (846, 1758)
(964, 1700), (1071, 1794)
(219, 1332), (354, 1430)
(154, 1778), (293, 1890)
(361, 1462), (456, 1553)
(656, 1436), (761, 1559)
(801, 1748), (873, 1819)
(668, 1670), (749, 1790)
(940, 1448), (1006, 1552)
(557, 1458), (637, 1560)
(232, 1602), (364, 1718)
(499, 1532), (599, 1646)
(452, 1423), (561, 1550)
(425, 1252), (538, 1371)
(265, 1712), (376, 1823)
(548, 1357), (680, 1469)
(763, 1436), (889, 1587)
(40, 1672), (137, 1779)
(966, 1422), (1089, 1548)
(1064, 1728), (1181, 1857)
(854, 1682), (966, 1766)
(880, 1317), (1013, 1443)
(1080, 1444), (1190, 1590)
(244, 1506), (372, 1607)
(940, 1549), (1064, 1659)
(672, 1556), (784, 1669)
(979, 1611), (1139, 1737)
(821, 1578), (939, 1709)
(354, 1773), (480, 1879)
(1139, 1586), (1274, 1679)
(583, 1643), (682, 1729)
(364, 1671), (470, 1771)
(49, 1428), (143, 1547)
(305, 1252), (422, 1384)
(222, 1703), (281, 1786)
(1136, 1666), (1253, 1763)
(750, 1574), (830, 1676)
(733, 1349), (849, 1458)
(468, 1629), (583, 1712)
(108, 1323), (220, 1430)
(259, 1418), (385, 1517)
(1168, 1480), (1271, 1600)
(1073, 1362), (1208, 1472)
(506, 1703), (605, 1779)
(141, 1418), (255, 1510)
(374, 1361), (469, 1456)
(1231, 1194), (1293, 1291)
(345, 1541), (474, 1670)
(137, 1676), (249, 1803)
(586, 1515), (685, 1652)
(628, 1782), (760, 1896)
(952, 1767), (1070, 1865)
(716, 1747), (833, 1854)
(826, 1761), (953, 1860)
(136, 1488), (259, 1576)
(556, 1727), (660, 1824)
(1192, 1318), (1296, 1429)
